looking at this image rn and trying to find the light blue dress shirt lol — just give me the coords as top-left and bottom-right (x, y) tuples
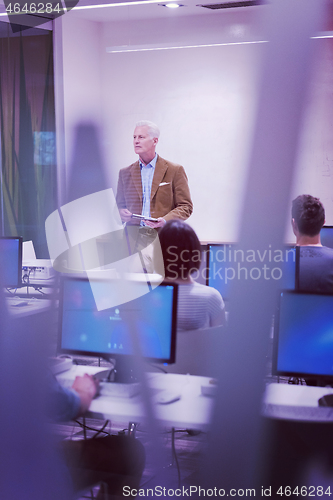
(140, 154), (157, 220)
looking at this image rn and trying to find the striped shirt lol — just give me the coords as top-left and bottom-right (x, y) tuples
(140, 154), (157, 219)
(177, 282), (225, 331)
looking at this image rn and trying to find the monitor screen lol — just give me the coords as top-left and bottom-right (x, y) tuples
(320, 226), (333, 249)
(58, 278), (178, 364)
(273, 291), (333, 381)
(207, 244), (234, 300)
(0, 237), (22, 288)
(280, 245), (299, 290)
(207, 244), (298, 298)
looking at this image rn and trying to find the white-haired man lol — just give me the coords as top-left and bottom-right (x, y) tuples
(116, 120), (193, 230)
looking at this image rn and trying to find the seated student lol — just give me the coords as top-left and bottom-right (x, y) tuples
(156, 220), (225, 330)
(47, 373), (145, 500)
(292, 194), (333, 292)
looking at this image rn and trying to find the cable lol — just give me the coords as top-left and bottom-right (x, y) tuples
(33, 287), (48, 295)
(83, 416), (87, 440)
(92, 420), (110, 439)
(171, 428), (181, 489)
(74, 419), (111, 438)
(148, 363), (167, 373)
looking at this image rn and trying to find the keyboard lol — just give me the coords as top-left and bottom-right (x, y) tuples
(99, 381), (141, 398)
(48, 357), (73, 375)
(262, 403), (333, 422)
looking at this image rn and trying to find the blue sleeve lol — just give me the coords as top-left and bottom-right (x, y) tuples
(46, 373), (81, 422)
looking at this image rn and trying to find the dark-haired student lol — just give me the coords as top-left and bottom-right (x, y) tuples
(156, 220), (225, 330)
(292, 194), (333, 292)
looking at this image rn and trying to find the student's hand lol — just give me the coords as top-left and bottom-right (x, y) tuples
(72, 374), (99, 415)
(119, 208), (133, 222)
(144, 217), (166, 228)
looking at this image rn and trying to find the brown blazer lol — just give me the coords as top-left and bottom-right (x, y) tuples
(116, 155), (193, 223)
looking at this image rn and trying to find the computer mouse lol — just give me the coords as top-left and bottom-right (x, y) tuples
(14, 300), (29, 307)
(318, 394), (333, 407)
(154, 391), (181, 405)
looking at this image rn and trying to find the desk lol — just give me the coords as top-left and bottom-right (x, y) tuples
(57, 365), (215, 431)
(263, 383), (333, 422)
(6, 296), (54, 317)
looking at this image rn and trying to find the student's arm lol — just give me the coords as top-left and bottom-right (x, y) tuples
(71, 374), (99, 416)
(47, 373), (99, 422)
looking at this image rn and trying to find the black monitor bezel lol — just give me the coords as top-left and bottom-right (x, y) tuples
(272, 289), (333, 382)
(320, 225), (333, 249)
(0, 236), (23, 288)
(57, 277), (179, 365)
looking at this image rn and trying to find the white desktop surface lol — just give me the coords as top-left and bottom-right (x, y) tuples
(263, 383), (333, 421)
(265, 383), (333, 406)
(57, 365), (215, 430)
(6, 296), (53, 317)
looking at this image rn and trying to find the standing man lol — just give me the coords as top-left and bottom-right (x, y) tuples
(116, 121), (193, 229)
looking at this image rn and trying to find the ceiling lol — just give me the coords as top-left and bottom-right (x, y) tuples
(0, 0), (265, 24)
(67, 0), (264, 23)
(0, 0), (331, 32)
(0, 0), (267, 39)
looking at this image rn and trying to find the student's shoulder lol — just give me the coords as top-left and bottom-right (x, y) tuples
(300, 245), (333, 255)
(320, 246), (333, 259)
(190, 282), (222, 299)
(321, 245), (333, 252)
(302, 246), (333, 258)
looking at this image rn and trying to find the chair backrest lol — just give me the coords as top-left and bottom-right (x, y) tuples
(163, 325), (223, 378)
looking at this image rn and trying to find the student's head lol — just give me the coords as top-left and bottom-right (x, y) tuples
(157, 220), (201, 280)
(291, 194), (325, 237)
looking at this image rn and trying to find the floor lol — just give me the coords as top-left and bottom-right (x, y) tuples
(52, 414), (207, 500)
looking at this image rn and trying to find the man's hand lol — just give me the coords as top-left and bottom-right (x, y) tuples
(119, 208), (133, 223)
(144, 217), (166, 228)
(71, 374), (99, 416)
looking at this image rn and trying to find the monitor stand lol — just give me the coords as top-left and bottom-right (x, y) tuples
(94, 357), (139, 384)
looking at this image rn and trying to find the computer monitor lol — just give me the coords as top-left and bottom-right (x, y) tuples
(320, 226), (333, 249)
(207, 244), (298, 298)
(192, 243), (208, 286)
(207, 244), (235, 301)
(0, 236), (23, 288)
(280, 245), (299, 290)
(272, 290), (333, 383)
(58, 277), (178, 380)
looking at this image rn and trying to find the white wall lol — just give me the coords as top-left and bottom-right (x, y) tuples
(60, 14), (104, 173)
(289, 39), (333, 228)
(100, 10), (265, 242)
(57, 9), (333, 243)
